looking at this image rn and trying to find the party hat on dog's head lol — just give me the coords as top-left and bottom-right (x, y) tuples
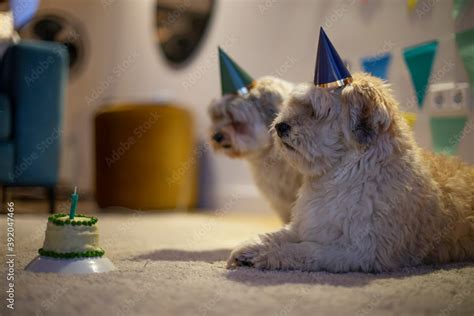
(314, 27), (352, 88)
(219, 47), (254, 96)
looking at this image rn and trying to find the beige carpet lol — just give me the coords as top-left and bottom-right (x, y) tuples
(2, 212), (474, 316)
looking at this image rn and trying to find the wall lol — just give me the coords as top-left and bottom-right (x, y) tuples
(35, 0), (473, 210)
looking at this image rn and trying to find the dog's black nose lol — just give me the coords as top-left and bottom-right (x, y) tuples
(212, 132), (224, 143)
(275, 122), (291, 137)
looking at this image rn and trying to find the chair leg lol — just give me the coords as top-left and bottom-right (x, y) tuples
(0, 186), (6, 213)
(47, 186), (56, 214)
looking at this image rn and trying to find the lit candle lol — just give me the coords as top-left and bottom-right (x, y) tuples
(69, 186), (79, 219)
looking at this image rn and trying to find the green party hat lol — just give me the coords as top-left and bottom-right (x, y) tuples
(218, 47), (254, 96)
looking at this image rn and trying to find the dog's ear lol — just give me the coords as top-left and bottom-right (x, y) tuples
(208, 95), (235, 121)
(207, 98), (220, 119)
(249, 86), (281, 127)
(341, 82), (391, 145)
(258, 91), (280, 125)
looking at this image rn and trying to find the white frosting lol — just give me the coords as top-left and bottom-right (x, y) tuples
(42, 216), (100, 253)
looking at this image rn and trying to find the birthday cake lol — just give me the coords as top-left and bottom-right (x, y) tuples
(38, 213), (105, 259)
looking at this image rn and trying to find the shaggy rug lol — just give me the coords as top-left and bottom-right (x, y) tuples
(2, 212), (474, 316)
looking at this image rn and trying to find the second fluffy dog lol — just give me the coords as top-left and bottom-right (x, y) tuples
(227, 73), (474, 272)
(208, 76), (302, 223)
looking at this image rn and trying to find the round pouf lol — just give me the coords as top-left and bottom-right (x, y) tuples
(95, 104), (197, 210)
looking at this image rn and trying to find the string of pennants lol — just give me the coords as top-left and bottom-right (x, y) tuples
(407, 0), (471, 19)
(360, 27), (474, 155)
(361, 29), (474, 109)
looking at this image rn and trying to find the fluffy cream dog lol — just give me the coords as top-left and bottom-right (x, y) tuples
(208, 76), (302, 223)
(227, 73), (474, 272)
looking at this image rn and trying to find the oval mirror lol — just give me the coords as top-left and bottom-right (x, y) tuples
(155, 0), (214, 65)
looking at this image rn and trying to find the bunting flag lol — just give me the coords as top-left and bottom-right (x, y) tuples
(401, 112), (417, 130)
(452, 0), (471, 19)
(361, 53), (392, 81)
(11, 0), (40, 29)
(407, 0), (418, 12)
(0, 11), (14, 39)
(403, 40), (438, 109)
(455, 28), (474, 88)
(429, 116), (468, 155)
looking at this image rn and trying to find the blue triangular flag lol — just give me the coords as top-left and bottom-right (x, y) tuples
(361, 53), (392, 81)
(11, 0), (40, 29)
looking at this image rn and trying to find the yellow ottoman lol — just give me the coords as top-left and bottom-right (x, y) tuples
(95, 104), (197, 210)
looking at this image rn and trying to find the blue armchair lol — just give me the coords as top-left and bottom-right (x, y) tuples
(0, 40), (68, 212)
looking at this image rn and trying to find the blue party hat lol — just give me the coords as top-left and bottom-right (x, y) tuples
(314, 27), (352, 88)
(219, 47), (254, 96)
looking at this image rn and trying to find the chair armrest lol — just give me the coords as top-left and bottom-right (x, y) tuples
(8, 40), (68, 185)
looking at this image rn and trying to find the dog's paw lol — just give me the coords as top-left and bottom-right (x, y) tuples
(226, 242), (264, 269)
(227, 241), (288, 270)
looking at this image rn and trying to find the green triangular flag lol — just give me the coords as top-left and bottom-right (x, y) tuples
(218, 47), (254, 96)
(452, 0), (471, 19)
(403, 41), (438, 109)
(430, 116), (468, 155)
(456, 27), (474, 88)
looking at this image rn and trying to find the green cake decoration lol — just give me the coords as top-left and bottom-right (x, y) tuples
(48, 213), (98, 226)
(38, 248), (105, 259)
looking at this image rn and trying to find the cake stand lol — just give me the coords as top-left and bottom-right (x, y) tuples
(25, 256), (116, 274)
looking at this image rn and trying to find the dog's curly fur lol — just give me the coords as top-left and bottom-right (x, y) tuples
(227, 73), (474, 272)
(208, 76), (302, 223)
